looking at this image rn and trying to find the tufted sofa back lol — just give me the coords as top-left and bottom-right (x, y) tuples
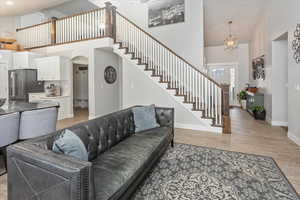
(33, 106), (173, 161)
(87, 108), (135, 154)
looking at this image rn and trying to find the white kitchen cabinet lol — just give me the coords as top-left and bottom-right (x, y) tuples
(0, 63), (9, 99)
(13, 52), (42, 69)
(44, 97), (72, 120)
(29, 93), (73, 120)
(36, 56), (71, 81)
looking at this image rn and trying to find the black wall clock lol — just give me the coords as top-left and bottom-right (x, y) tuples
(104, 66), (117, 84)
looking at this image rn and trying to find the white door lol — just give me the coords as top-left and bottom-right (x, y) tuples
(207, 63), (238, 106)
(0, 63), (9, 99)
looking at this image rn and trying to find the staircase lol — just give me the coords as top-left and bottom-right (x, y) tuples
(15, 3), (231, 134)
(112, 10), (230, 133)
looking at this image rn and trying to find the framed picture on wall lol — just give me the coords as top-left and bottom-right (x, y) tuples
(148, 0), (185, 28)
(252, 55), (265, 80)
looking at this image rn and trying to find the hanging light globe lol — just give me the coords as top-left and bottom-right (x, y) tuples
(224, 21), (239, 50)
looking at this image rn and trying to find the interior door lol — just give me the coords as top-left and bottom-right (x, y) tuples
(207, 64), (238, 106)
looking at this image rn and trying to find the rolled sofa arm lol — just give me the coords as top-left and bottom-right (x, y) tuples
(7, 142), (94, 200)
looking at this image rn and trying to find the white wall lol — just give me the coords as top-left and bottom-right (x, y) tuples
(271, 38), (288, 126)
(250, 0), (300, 144)
(93, 49), (121, 117)
(205, 44), (250, 93)
(0, 17), (17, 38)
(18, 12), (46, 28)
(101, 0), (205, 68)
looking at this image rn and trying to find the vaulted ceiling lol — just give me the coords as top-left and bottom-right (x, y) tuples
(0, 0), (72, 16)
(203, 0), (268, 47)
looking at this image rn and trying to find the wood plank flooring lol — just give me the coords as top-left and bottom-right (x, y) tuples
(0, 108), (299, 200)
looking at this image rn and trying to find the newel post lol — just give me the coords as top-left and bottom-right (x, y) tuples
(221, 84), (231, 134)
(105, 2), (116, 39)
(50, 17), (57, 45)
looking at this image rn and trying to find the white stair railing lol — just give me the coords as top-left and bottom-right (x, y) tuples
(16, 22), (52, 49)
(115, 12), (228, 127)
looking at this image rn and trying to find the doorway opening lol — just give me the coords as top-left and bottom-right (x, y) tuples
(271, 32), (288, 128)
(207, 63), (239, 106)
(72, 56), (89, 119)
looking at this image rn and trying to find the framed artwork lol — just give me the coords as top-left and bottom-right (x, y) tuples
(292, 24), (300, 63)
(252, 56), (265, 80)
(148, 0), (185, 28)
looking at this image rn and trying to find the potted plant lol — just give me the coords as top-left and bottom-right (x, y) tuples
(252, 106), (266, 120)
(237, 90), (247, 110)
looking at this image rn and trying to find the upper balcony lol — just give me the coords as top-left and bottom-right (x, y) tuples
(16, 3), (116, 50)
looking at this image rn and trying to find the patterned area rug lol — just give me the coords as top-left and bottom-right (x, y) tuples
(131, 144), (300, 200)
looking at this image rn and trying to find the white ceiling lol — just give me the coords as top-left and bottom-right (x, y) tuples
(0, 0), (72, 16)
(204, 0), (267, 47)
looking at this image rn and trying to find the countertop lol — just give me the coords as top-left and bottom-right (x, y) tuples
(0, 101), (59, 116)
(29, 93), (70, 99)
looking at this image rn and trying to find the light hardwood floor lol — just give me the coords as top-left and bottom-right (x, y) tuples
(0, 108), (299, 200)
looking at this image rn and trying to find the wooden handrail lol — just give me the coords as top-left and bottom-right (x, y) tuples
(116, 11), (221, 88)
(16, 7), (106, 32)
(16, 20), (52, 32)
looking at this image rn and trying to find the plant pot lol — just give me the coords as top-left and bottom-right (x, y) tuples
(253, 110), (266, 120)
(241, 100), (247, 110)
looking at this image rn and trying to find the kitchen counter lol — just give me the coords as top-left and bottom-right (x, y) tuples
(0, 101), (59, 116)
(28, 93), (73, 120)
(29, 93), (70, 99)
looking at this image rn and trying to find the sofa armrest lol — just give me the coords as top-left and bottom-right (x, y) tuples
(7, 142), (94, 200)
(155, 107), (174, 135)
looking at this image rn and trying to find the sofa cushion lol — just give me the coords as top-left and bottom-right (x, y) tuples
(52, 129), (88, 161)
(132, 105), (160, 132)
(68, 126), (98, 161)
(92, 127), (172, 200)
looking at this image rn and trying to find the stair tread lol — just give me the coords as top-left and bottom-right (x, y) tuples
(115, 41), (224, 132)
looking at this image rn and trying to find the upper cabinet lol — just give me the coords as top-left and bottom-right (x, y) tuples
(13, 52), (42, 69)
(36, 56), (71, 81)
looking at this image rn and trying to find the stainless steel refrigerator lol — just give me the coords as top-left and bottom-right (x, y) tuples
(9, 69), (44, 101)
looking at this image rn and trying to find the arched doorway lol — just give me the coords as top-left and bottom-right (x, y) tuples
(72, 56), (89, 118)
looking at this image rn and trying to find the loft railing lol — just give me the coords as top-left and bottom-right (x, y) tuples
(16, 3), (230, 133)
(16, 5), (112, 49)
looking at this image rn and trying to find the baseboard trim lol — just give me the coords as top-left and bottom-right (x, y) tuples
(175, 123), (222, 134)
(272, 121), (288, 127)
(288, 131), (300, 146)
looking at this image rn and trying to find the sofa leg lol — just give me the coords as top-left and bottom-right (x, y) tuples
(171, 139), (174, 148)
(0, 148), (7, 176)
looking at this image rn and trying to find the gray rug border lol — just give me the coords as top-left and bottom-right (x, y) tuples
(174, 142), (300, 198)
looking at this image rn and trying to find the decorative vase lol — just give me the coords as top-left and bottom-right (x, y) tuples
(241, 100), (247, 110)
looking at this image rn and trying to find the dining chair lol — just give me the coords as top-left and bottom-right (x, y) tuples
(19, 107), (58, 140)
(0, 112), (20, 175)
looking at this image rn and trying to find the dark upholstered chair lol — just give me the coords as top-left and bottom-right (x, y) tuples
(19, 107), (58, 140)
(0, 112), (20, 174)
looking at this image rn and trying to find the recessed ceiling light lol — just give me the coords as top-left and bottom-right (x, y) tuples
(5, 0), (14, 6)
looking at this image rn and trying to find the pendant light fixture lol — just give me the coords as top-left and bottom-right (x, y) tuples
(224, 21), (239, 50)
